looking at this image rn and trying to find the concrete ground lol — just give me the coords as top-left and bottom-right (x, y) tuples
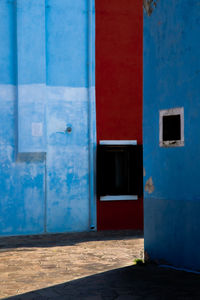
(0, 231), (200, 299)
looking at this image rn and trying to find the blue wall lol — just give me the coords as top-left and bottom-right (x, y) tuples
(0, 0), (96, 235)
(143, 0), (200, 270)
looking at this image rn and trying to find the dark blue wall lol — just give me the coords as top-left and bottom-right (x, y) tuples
(143, 0), (200, 270)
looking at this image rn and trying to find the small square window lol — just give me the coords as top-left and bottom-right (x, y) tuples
(163, 115), (181, 141)
(159, 107), (184, 147)
(97, 142), (143, 200)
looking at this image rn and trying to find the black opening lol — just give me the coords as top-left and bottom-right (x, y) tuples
(97, 145), (143, 197)
(163, 114), (181, 141)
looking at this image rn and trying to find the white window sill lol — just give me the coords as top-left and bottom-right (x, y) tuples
(100, 195), (138, 201)
(99, 140), (137, 145)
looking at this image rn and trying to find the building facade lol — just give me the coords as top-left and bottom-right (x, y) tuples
(0, 0), (143, 236)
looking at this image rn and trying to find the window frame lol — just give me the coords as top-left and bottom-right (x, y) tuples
(97, 141), (143, 201)
(159, 107), (184, 148)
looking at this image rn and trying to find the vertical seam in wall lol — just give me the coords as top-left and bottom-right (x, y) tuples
(44, 153), (47, 233)
(88, 0), (96, 231)
(88, 0), (93, 230)
(14, 0), (18, 161)
(44, 0), (47, 233)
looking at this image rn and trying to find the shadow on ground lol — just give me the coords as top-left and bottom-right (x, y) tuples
(6, 264), (200, 300)
(0, 230), (143, 251)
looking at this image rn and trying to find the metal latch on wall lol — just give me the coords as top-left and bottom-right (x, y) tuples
(56, 124), (72, 134)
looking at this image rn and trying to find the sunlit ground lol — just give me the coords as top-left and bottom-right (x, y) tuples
(0, 230), (143, 298)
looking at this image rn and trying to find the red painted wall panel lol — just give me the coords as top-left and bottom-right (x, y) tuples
(96, 0), (143, 230)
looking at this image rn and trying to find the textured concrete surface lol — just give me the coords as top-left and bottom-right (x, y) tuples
(1, 231), (200, 299)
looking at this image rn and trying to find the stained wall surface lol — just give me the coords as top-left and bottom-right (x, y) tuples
(143, 0), (200, 270)
(0, 0), (96, 235)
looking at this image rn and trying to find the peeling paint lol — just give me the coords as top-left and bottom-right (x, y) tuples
(0, 0), (97, 236)
(143, 0), (158, 16)
(143, 168), (146, 177)
(0, 83), (95, 235)
(145, 176), (155, 194)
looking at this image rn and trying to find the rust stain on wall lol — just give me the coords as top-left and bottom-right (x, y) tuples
(145, 176), (155, 194)
(143, 0), (158, 16)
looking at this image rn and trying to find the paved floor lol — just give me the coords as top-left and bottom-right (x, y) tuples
(1, 231), (200, 299)
(0, 230), (143, 299)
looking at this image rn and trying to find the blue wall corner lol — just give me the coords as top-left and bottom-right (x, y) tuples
(143, 0), (200, 270)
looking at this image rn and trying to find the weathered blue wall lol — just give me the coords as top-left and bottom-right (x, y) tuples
(0, 0), (96, 235)
(143, 0), (200, 270)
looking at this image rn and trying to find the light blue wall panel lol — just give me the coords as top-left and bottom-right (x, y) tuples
(0, 87), (16, 146)
(16, 0), (46, 84)
(46, 92), (90, 233)
(17, 85), (47, 153)
(17, 0), (46, 153)
(0, 0), (96, 235)
(0, 90), (45, 235)
(0, 0), (45, 235)
(46, 0), (89, 87)
(47, 145), (90, 232)
(143, 0), (200, 270)
(45, 0), (96, 232)
(0, 1), (16, 84)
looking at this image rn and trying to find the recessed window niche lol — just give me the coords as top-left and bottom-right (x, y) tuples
(159, 107), (184, 147)
(97, 141), (143, 201)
